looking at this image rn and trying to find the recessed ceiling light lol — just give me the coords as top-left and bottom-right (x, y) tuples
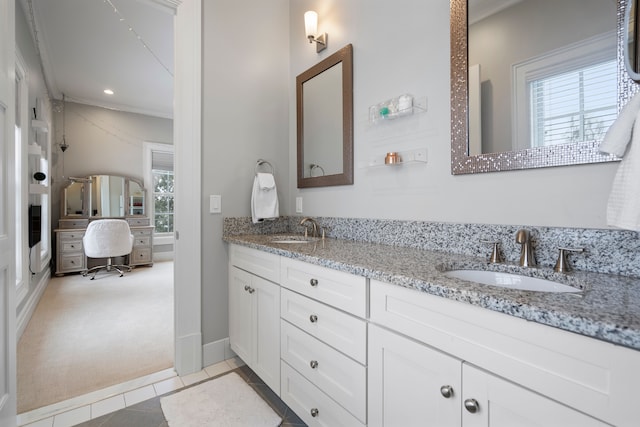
(104, 89), (114, 95)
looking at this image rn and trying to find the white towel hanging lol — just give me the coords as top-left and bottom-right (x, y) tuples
(599, 92), (640, 231)
(251, 161), (279, 223)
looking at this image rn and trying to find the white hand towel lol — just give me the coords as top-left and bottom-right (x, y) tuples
(251, 173), (279, 224)
(599, 92), (640, 231)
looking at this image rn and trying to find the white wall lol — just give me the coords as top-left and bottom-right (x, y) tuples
(288, 0), (619, 229)
(201, 0), (290, 343)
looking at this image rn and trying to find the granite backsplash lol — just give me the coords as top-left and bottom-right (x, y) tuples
(223, 216), (640, 279)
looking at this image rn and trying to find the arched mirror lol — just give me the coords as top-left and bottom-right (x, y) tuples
(451, 0), (630, 174)
(297, 44), (353, 188)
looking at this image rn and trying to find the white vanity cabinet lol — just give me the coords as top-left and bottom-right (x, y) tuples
(369, 279), (637, 427)
(228, 245), (281, 394)
(370, 324), (607, 427)
(279, 257), (368, 427)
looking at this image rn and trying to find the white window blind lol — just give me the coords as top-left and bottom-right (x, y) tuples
(152, 150), (173, 172)
(530, 59), (617, 148)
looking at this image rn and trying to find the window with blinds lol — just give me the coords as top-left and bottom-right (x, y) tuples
(151, 150), (174, 234)
(530, 59), (616, 147)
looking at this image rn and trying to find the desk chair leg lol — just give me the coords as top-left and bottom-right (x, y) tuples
(83, 257), (132, 279)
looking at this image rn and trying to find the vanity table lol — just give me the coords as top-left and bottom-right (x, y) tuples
(54, 174), (154, 276)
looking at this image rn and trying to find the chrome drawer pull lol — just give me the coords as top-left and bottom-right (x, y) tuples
(310, 408), (319, 417)
(309, 314), (318, 323)
(440, 385), (453, 398)
(310, 360), (318, 369)
(310, 278), (318, 287)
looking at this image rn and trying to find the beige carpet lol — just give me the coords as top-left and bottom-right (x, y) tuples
(17, 261), (174, 413)
(161, 372), (282, 427)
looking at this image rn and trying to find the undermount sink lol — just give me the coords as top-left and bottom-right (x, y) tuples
(443, 269), (581, 293)
(269, 235), (320, 244)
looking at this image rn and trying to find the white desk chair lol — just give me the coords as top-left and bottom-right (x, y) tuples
(82, 219), (134, 280)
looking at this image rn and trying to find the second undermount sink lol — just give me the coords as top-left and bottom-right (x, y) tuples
(443, 269), (582, 293)
(269, 235), (320, 244)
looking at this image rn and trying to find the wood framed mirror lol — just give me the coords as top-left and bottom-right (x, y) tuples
(297, 44), (353, 188)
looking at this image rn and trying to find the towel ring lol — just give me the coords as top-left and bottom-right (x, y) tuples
(255, 159), (274, 175)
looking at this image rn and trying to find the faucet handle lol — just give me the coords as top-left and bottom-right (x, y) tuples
(481, 240), (502, 264)
(554, 247), (584, 273)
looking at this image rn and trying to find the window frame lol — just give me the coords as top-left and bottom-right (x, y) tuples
(143, 142), (175, 245)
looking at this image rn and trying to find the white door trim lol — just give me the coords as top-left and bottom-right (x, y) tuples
(173, 0), (202, 375)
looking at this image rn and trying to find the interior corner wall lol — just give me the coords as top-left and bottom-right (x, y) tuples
(201, 0), (290, 344)
(288, 0), (619, 229)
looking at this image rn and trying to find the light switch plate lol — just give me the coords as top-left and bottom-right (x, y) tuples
(210, 195), (221, 213)
(296, 197), (303, 213)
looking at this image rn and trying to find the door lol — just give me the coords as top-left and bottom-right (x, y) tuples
(462, 364), (609, 427)
(253, 275), (280, 394)
(228, 266), (253, 364)
(0, 0), (17, 424)
(368, 324), (462, 427)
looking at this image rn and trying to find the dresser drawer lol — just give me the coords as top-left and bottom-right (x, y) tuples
(133, 236), (151, 247)
(131, 228), (152, 237)
(58, 231), (85, 241)
(132, 248), (152, 264)
(61, 241), (83, 253)
(281, 321), (366, 422)
(60, 255), (84, 271)
(58, 219), (89, 229)
(281, 361), (366, 427)
(281, 288), (366, 364)
(230, 244), (280, 283)
(127, 218), (150, 227)
(280, 257), (366, 318)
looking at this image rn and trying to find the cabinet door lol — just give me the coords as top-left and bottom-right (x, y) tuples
(462, 364), (610, 427)
(253, 275), (280, 395)
(368, 324), (462, 427)
(229, 266), (253, 365)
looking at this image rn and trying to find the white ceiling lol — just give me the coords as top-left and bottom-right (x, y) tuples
(21, 0), (174, 119)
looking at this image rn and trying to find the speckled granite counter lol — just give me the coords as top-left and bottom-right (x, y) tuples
(224, 233), (640, 352)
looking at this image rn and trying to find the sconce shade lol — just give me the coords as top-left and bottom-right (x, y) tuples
(304, 11), (318, 41)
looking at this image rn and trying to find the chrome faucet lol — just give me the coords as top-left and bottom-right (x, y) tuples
(515, 229), (536, 267)
(299, 217), (320, 238)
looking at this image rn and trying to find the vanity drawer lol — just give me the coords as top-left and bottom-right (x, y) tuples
(230, 244), (280, 283)
(133, 236), (151, 247)
(60, 255), (84, 271)
(61, 241), (83, 253)
(131, 248), (152, 264)
(58, 231), (85, 241)
(281, 361), (366, 427)
(127, 218), (150, 227)
(58, 219), (89, 229)
(280, 257), (367, 318)
(131, 228), (152, 237)
(281, 321), (366, 422)
(281, 288), (366, 364)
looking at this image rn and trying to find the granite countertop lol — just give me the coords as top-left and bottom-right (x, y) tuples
(224, 233), (640, 352)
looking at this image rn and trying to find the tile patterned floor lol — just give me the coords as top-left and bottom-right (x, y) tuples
(19, 359), (306, 427)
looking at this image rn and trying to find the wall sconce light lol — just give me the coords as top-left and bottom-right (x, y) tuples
(304, 10), (327, 53)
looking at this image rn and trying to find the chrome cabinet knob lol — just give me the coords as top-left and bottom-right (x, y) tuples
(440, 385), (453, 398)
(244, 285), (250, 291)
(309, 314), (318, 323)
(310, 360), (318, 369)
(464, 398), (479, 413)
(248, 287), (255, 294)
(310, 278), (318, 287)
(310, 408), (319, 417)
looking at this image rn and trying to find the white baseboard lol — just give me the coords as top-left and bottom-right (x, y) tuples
(202, 337), (236, 367)
(17, 269), (51, 339)
(174, 332), (203, 376)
